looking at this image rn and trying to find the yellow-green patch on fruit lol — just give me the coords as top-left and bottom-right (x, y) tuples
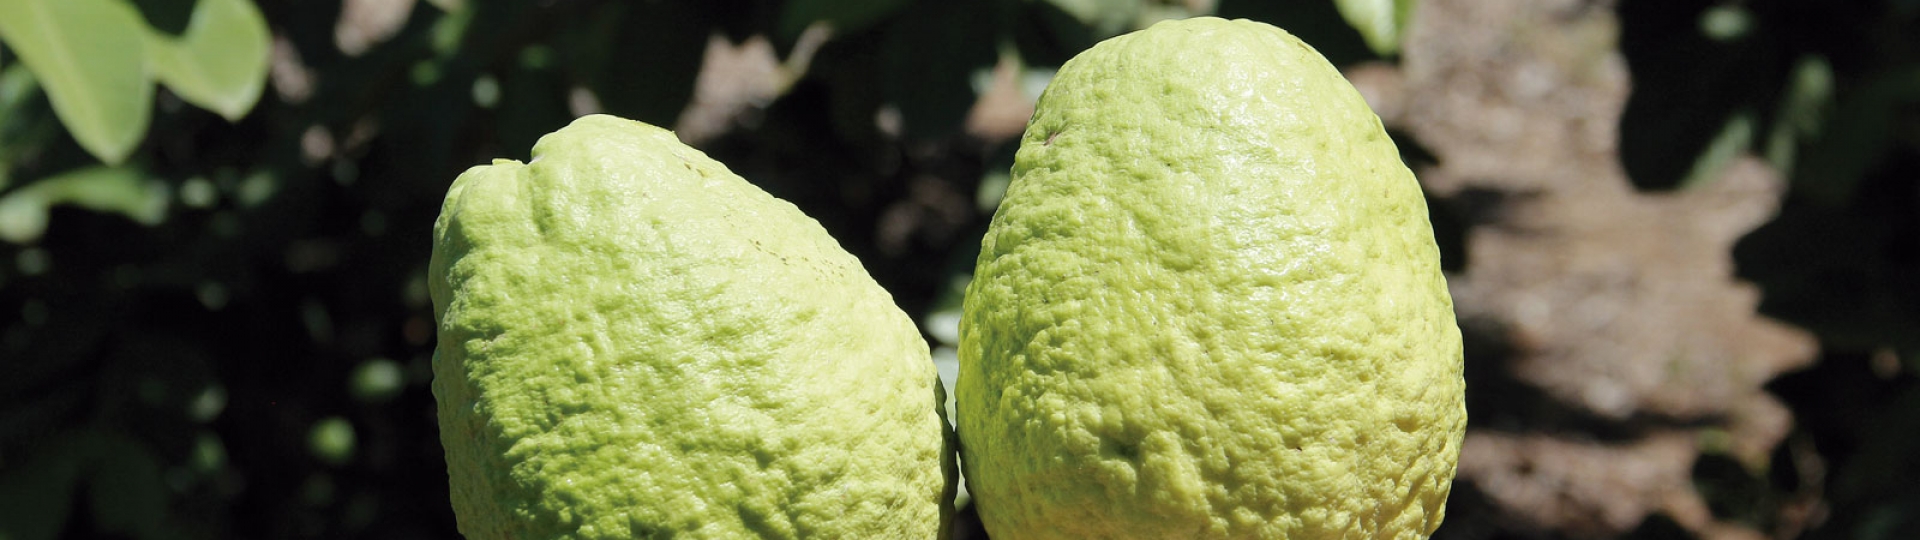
(957, 17), (1465, 540)
(429, 115), (954, 540)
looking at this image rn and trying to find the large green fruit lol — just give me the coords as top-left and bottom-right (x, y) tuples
(429, 115), (954, 540)
(957, 17), (1465, 539)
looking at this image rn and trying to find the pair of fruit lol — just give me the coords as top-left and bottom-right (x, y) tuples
(429, 17), (1464, 540)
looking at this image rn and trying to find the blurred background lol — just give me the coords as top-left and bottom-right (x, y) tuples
(0, 0), (1915, 538)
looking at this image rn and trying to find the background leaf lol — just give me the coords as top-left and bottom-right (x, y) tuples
(1616, 0), (1783, 191)
(0, 0), (153, 164)
(1790, 66), (1920, 206)
(145, 0), (272, 121)
(1763, 55), (1834, 175)
(1333, 0), (1411, 55)
(0, 165), (166, 243)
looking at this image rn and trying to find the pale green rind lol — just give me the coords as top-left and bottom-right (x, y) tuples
(430, 115), (954, 540)
(958, 17), (1464, 540)
(0, 0), (152, 164)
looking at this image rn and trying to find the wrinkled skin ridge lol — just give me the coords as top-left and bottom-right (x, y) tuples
(957, 17), (1465, 540)
(430, 115), (955, 540)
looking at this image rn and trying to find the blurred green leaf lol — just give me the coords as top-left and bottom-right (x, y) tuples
(0, 63), (38, 120)
(778, 0), (909, 39)
(0, 0), (153, 164)
(186, 384), (226, 422)
(1616, 0), (1783, 191)
(0, 165), (168, 243)
(144, 0), (271, 121)
(190, 432), (227, 473)
(1765, 55), (1835, 175)
(349, 359), (405, 404)
(977, 171), (1010, 213)
(427, 0), (474, 57)
(1792, 65), (1920, 206)
(1333, 0), (1414, 55)
(1680, 112), (1754, 190)
(308, 417), (356, 466)
(1697, 4), (1754, 42)
(0, 63), (43, 189)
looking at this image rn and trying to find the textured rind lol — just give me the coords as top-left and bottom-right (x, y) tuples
(957, 17), (1465, 540)
(429, 115), (954, 540)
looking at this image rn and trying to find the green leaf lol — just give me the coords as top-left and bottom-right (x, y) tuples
(1791, 65), (1920, 206)
(1764, 55), (1834, 175)
(1334, 0), (1414, 55)
(0, 63), (39, 116)
(0, 0), (153, 164)
(348, 359), (405, 403)
(144, 0), (271, 121)
(308, 416), (357, 466)
(0, 165), (168, 243)
(0, 63), (42, 189)
(1679, 112), (1754, 190)
(1616, 0), (1782, 191)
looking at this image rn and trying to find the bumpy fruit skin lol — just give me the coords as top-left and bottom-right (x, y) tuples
(957, 17), (1465, 540)
(429, 115), (954, 540)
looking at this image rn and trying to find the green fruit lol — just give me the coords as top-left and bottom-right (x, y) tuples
(429, 115), (954, 540)
(956, 17), (1465, 540)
